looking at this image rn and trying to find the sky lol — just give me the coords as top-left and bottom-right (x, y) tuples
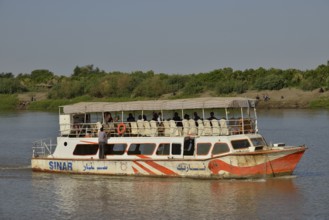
(0, 0), (328, 76)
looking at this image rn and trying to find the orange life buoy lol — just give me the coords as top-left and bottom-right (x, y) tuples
(117, 123), (126, 135)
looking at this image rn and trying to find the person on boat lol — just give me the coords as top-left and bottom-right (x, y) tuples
(127, 113), (135, 122)
(193, 112), (201, 121)
(157, 112), (163, 124)
(193, 112), (201, 126)
(138, 115), (143, 121)
(104, 112), (113, 123)
(114, 115), (120, 122)
(98, 127), (108, 159)
(173, 112), (182, 127)
(184, 114), (190, 120)
(152, 112), (158, 121)
(208, 112), (217, 120)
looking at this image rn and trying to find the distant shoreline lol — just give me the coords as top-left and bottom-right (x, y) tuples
(1, 88), (328, 111)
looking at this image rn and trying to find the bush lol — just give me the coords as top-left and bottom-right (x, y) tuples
(0, 95), (19, 110)
(309, 97), (329, 109)
(254, 74), (285, 90)
(216, 80), (247, 95)
(300, 78), (321, 91)
(216, 81), (234, 94)
(182, 78), (204, 95)
(0, 78), (27, 94)
(234, 81), (248, 94)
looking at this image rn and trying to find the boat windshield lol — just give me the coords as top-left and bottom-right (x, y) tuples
(250, 137), (267, 147)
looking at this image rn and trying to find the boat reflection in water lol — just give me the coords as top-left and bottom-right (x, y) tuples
(32, 172), (300, 219)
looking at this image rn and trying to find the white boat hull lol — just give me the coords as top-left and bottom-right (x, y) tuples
(31, 146), (306, 179)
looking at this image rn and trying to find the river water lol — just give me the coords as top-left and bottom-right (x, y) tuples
(0, 109), (328, 219)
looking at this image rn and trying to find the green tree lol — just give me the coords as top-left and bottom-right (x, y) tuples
(48, 78), (84, 99)
(132, 75), (165, 98)
(254, 74), (285, 90)
(30, 69), (54, 83)
(182, 75), (204, 95)
(0, 77), (26, 94)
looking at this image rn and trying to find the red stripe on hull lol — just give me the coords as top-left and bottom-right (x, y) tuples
(132, 160), (178, 176)
(132, 167), (139, 174)
(133, 161), (156, 175)
(144, 161), (179, 176)
(209, 150), (305, 177)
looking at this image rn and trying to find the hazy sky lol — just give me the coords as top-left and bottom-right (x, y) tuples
(1, 0), (328, 76)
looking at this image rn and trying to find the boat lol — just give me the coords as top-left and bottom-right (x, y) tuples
(31, 97), (307, 179)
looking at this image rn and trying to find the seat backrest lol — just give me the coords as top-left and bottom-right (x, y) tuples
(189, 119), (197, 135)
(203, 119), (212, 136)
(149, 120), (158, 136)
(163, 120), (170, 137)
(182, 119), (189, 136)
(219, 119), (229, 135)
(144, 121), (151, 136)
(169, 120), (181, 136)
(197, 119), (204, 136)
(130, 122), (138, 135)
(96, 122), (102, 129)
(211, 119), (220, 136)
(137, 120), (145, 136)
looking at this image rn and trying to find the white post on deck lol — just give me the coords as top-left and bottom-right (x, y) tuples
(254, 107), (258, 133)
(240, 107), (244, 134)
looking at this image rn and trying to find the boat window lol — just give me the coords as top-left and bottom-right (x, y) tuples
(172, 143), (181, 155)
(156, 143), (170, 155)
(251, 138), (266, 147)
(231, 139), (251, 149)
(73, 144), (98, 155)
(196, 143), (212, 155)
(212, 143), (230, 155)
(127, 143), (156, 155)
(105, 143), (127, 155)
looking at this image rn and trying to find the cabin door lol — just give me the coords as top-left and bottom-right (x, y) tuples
(183, 137), (195, 158)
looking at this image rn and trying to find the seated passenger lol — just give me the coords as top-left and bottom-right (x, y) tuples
(173, 112), (182, 127)
(127, 113), (135, 122)
(152, 112), (158, 121)
(114, 115), (120, 122)
(193, 112), (201, 121)
(208, 112), (217, 120)
(104, 112), (113, 123)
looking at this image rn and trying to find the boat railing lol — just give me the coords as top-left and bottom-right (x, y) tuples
(32, 138), (56, 158)
(61, 118), (257, 138)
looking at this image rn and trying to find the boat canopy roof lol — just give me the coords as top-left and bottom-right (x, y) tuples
(61, 97), (257, 114)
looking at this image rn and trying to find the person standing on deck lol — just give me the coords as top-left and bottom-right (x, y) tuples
(98, 127), (108, 159)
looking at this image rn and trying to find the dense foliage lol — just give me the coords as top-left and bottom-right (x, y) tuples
(0, 94), (19, 110)
(1, 62), (329, 99)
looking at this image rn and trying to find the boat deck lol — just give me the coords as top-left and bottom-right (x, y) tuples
(64, 118), (256, 138)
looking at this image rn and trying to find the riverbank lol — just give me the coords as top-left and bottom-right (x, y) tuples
(241, 88), (329, 109)
(1, 88), (329, 111)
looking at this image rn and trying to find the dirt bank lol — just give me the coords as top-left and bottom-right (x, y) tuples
(241, 88), (329, 109)
(17, 92), (48, 110)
